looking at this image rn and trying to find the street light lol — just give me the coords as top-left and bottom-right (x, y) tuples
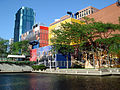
(67, 11), (74, 18)
(48, 53), (52, 70)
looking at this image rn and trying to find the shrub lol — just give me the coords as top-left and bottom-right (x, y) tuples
(112, 65), (120, 68)
(72, 64), (84, 68)
(32, 64), (46, 71)
(0, 61), (36, 65)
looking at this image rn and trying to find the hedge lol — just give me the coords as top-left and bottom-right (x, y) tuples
(32, 64), (46, 71)
(0, 61), (36, 65)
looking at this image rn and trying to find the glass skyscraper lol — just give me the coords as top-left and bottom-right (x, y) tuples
(14, 7), (35, 42)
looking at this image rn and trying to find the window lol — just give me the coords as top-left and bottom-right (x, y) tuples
(89, 8), (91, 14)
(80, 12), (81, 17)
(27, 10), (30, 16)
(91, 8), (94, 14)
(84, 10), (86, 15)
(24, 10), (26, 15)
(27, 16), (30, 21)
(86, 9), (88, 15)
(26, 21), (31, 31)
(23, 16), (26, 20)
(82, 11), (83, 17)
(77, 14), (79, 18)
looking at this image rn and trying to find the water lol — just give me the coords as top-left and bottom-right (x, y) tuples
(0, 73), (120, 90)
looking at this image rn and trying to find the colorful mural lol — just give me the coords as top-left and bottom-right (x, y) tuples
(30, 45), (71, 68)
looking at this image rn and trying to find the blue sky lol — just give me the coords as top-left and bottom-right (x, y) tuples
(0, 0), (116, 40)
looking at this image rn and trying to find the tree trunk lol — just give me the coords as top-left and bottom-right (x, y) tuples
(107, 53), (110, 67)
(92, 50), (95, 68)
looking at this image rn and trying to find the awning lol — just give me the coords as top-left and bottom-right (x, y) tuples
(7, 55), (26, 58)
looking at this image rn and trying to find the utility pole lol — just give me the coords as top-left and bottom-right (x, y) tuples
(67, 55), (68, 69)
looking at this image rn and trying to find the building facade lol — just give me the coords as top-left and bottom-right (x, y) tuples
(75, 6), (99, 20)
(9, 38), (14, 45)
(48, 3), (120, 68)
(82, 3), (120, 68)
(30, 45), (71, 68)
(21, 24), (49, 48)
(14, 7), (35, 42)
(49, 15), (82, 45)
(88, 3), (120, 24)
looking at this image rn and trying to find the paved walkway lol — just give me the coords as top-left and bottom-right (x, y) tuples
(32, 68), (120, 76)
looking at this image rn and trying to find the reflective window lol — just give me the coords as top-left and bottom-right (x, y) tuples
(24, 10), (27, 15)
(23, 16), (26, 20)
(27, 10), (30, 16)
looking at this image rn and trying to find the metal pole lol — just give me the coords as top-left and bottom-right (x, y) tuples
(48, 53), (52, 70)
(50, 60), (51, 69)
(67, 55), (68, 69)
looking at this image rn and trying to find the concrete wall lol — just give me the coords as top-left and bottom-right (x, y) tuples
(0, 64), (33, 72)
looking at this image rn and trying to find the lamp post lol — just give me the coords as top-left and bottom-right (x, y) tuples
(67, 11), (74, 18)
(48, 53), (52, 70)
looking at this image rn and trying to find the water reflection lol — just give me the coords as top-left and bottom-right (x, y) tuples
(0, 73), (120, 90)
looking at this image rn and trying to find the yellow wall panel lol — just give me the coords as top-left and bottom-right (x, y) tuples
(49, 17), (82, 45)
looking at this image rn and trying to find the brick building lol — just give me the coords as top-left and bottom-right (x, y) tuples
(76, 6), (99, 20)
(83, 3), (120, 68)
(88, 3), (120, 24)
(87, 3), (120, 36)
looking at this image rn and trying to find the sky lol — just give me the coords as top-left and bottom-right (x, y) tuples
(0, 0), (116, 40)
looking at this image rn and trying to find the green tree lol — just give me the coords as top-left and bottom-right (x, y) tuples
(51, 17), (120, 68)
(0, 37), (8, 58)
(74, 17), (120, 68)
(51, 23), (76, 68)
(95, 35), (120, 67)
(10, 40), (30, 55)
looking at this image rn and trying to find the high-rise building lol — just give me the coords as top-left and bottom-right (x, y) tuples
(9, 38), (14, 45)
(14, 7), (35, 42)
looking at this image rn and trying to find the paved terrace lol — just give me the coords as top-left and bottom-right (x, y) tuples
(33, 68), (120, 76)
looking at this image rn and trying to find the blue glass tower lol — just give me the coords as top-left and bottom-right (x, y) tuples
(14, 7), (35, 42)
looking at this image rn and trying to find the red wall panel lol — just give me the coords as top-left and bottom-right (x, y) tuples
(40, 26), (48, 30)
(39, 26), (49, 47)
(30, 49), (37, 61)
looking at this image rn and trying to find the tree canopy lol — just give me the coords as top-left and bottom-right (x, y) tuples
(10, 40), (30, 55)
(50, 17), (120, 67)
(0, 37), (8, 57)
